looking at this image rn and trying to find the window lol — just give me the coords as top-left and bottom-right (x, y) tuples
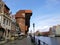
(6, 20), (8, 25)
(0, 16), (1, 22)
(9, 21), (10, 26)
(3, 18), (5, 24)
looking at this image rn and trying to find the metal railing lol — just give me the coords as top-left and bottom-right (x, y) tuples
(37, 39), (48, 45)
(30, 35), (49, 45)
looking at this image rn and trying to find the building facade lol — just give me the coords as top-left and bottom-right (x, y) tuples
(0, 0), (12, 40)
(15, 10), (32, 35)
(55, 25), (60, 36)
(49, 25), (60, 37)
(11, 15), (20, 37)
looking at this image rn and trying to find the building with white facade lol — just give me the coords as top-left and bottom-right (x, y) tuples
(55, 25), (60, 36)
(49, 25), (60, 37)
(0, 0), (12, 40)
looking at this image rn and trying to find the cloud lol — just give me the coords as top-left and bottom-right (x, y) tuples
(40, 15), (60, 25)
(29, 0), (60, 32)
(35, 25), (50, 32)
(33, 14), (60, 31)
(30, 14), (60, 31)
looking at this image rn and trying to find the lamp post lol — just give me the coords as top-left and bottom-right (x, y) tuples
(33, 23), (35, 33)
(33, 23), (35, 42)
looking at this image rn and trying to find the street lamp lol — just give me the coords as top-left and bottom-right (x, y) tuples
(33, 23), (35, 42)
(33, 23), (35, 33)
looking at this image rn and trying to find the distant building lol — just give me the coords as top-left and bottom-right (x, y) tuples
(52, 26), (56, 35)
(55, 25), (60, 36)
(49, 26), (56, 35)
(15, 10), (32, 34)
(35, 31), (40, 36)
(41, 32), (50, 36)
(49, 27), (53, 35)
(49, 25), (60, 37)
(34, 30), (50, 36)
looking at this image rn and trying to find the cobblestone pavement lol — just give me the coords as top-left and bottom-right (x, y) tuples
(2, 36), (34, 45)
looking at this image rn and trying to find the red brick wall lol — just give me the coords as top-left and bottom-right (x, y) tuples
(16, 18), (25, 33)
(15, 10), (32, 34)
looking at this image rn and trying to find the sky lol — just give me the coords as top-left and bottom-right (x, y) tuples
(3, 0), (60, 32)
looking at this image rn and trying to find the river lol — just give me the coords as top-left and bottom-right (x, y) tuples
(35, 36), (60, 45)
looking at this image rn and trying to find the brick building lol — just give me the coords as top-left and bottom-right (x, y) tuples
(15, 10), (32, 34)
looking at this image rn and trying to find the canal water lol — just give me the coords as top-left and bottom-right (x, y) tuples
(35, 36), (60, 45)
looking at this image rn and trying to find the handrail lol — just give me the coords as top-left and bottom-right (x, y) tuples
(38, 39), (48, 45)
(30, 36), (48, 45)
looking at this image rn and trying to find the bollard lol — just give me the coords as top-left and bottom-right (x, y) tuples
(38, 40), (41, 45)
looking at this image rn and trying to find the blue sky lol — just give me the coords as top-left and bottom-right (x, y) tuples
(3, 0), (60, 32)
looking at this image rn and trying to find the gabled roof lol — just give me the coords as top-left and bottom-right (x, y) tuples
(4, 4), (10, 10)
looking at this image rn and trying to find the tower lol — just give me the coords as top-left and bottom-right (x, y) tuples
(15, 10), (32, 35)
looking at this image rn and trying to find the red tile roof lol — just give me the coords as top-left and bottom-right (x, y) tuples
(25, 10), (32, 13)
(15, 10), (32, 19)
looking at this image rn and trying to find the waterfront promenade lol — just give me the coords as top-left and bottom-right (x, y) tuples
(0, 36), (60, 45)
(3, 36), (34, 45)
